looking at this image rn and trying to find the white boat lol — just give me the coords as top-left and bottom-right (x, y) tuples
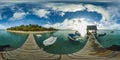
(43, 36), (57, 46)
(36, 34), (42, 37)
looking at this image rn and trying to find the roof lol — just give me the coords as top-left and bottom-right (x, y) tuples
(87, 25), (97, 30)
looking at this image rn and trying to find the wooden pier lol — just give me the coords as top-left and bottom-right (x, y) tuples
(1, 33), (60, 60)
(0, 33), (120, 60)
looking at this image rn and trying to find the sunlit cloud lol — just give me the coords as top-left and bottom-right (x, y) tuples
(46, 3), (110, 22)
(46, 3), (86, 12)
(0, 24), (7, 29)
(10, 12), (27, 20)
(0, 2), (120, 30)
(44, 3), (120, 30)
(60, 12), (65, 16)
(44, 18), (94, 36)
(107, 6), (120, 20)
(33, 9), (50, 18)
(85, 4), (110, 21)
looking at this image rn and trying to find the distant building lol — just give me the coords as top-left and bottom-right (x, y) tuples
(87, 25), (97, 35)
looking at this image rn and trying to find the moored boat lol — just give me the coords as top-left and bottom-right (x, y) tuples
(68, 34), (82, 41)
(98, 33), (106, 37)
(43, 36), (57, 46)
(75, 31), (81, 36)
(36, 34), (42, 37)
(111, 31), (114, 33)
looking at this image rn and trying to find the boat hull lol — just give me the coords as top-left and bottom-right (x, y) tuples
(43, 36), (57, 46)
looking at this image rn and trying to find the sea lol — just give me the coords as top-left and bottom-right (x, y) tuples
(34, 30), (87, 54)
(1, 29), (120, 54)
(0, 29), (28, 49)
(97, 30), (120, 48)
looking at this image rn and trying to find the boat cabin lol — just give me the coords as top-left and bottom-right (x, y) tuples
(87, 25), (97, 35)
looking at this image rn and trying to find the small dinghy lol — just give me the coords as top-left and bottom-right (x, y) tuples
(43, 36), (57, 46)
(36, 34), (42, 37)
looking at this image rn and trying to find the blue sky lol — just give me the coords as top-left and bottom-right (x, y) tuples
(0, 0), (120, 30)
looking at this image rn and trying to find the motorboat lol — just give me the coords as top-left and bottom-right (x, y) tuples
(98, 33), (106, 37)
(43, 36), (57, 46)
(75, 31), (81, 36)
(36, 34), (42, 37)
(111, 31), (114, 33)
(68, 34), (82, 41)
(68, 31), (82, 41)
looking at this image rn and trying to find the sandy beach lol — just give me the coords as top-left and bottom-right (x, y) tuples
(7, 30), (53, 34)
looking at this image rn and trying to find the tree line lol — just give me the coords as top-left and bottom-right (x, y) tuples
(7, 24), (57, 31)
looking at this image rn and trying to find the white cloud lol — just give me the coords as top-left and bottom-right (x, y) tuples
(0, 24), (7, 29)
(46, 3), (110, 21)
(45, 17), (120, 30)
(33, 9), (50, 18)
(44, 18), (94, 36)
(0, 0), (119, 2)
(0, 3), (15, 20)
(60, 12), (65, 16)
(44, 18), (94, 29)
(46, 3), (86, 12)
(10, 12), (27, 20)
(96, 5), (120, 30)
(97, 22), (120, 30)
(107, 6), (120, 20)
(45, 3), (120, 30)
(85, 4), (110, 21)
(0, 3), (14, 8)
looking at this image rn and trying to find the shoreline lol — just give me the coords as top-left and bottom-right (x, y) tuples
(7, 30), (53, 34)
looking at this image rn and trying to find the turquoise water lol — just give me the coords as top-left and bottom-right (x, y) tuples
(0, 30), (28, 49)
(97, 30), (120, 48)
(1, 30), (120, 54)
(34, 30), (87, 54)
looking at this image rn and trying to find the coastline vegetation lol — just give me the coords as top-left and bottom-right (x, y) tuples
(7, 24), (57, 31)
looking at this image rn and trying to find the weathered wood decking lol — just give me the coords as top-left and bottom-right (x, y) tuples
(0, 53), (3, 60)
(2, 33), (59, 60)
(68, 33), (116, 58)
(0, 33), (120, 60)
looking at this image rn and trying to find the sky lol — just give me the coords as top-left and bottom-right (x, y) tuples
(0, 0), (120, 30)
